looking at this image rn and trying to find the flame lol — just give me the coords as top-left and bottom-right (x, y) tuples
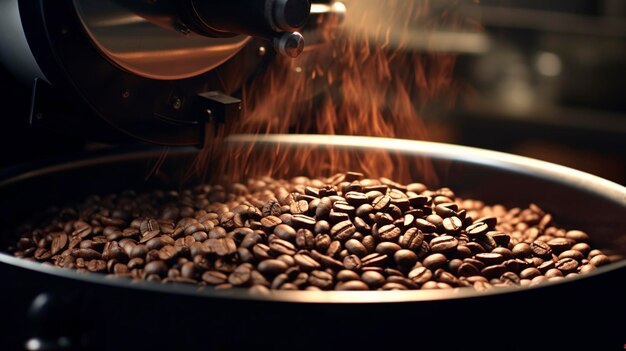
(190, 0), (474, 184)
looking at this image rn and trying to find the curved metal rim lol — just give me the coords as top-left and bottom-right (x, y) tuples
(1, 135), (625, 303)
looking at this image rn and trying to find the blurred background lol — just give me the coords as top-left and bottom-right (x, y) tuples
(1, 0), (625, 184)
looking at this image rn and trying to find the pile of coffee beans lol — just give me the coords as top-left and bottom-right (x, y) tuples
(8, 172), (616, 292)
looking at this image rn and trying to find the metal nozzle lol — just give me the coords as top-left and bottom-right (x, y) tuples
(274, 32), (305, 58)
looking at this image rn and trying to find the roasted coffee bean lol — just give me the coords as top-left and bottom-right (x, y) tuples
(408, 267), (433, 284)
(258, 259), (289, 276)
(295, 229), (315, 249)
(372, 195), (391, 211)
(565, 230), (590, 243)
(475, 253), (505, 266)
(547, 238), (571, 253)
(228, 264), (253, 286)
(202, 271), (228, 285)
(345, 239), (368, 257)
(559, 249), (584, 262)
(555, 258), (579, 274)
(337, 280), (369, 291)
(291, 214), (316, 230)
(274, 224), (296, 241)
(343, 255), (362, 271)
(430, 236), (458, 253)
(531, 241), (552, 257)
(319, 254), (344, 270)
(423, 253), (447, 270)
(372, 224), (401, 242)
(144, 260), (168, 277)
(520, 267), (542, 279)
(457, 263), (480, 277)
(11, 174), (611, 292)
(512, 243), (532, 258)
(466, 222), (489, 237)
(589, 254), (610, 267)
(399, 228), (424, 250)
(375, 242), (402, 256)
(330, 220), (356, 242)
(394, 250), (418, 267)
(481, 264), (507, 280)
(269, 239), (297, 256)
(289, 200), (309, 215)
(442, 217), (462, 233)
(294, 253), (321, 272)
(308, 270), (334, 289)
(361, 253), (388, 268)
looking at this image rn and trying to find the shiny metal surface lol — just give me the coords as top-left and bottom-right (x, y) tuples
(73, 0), (251, 80)
(0, 0), (47, 83)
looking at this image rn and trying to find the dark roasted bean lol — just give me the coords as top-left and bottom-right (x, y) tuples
(430, 235), (458, 253)
(258, 259), (289, 276)
(308, 270), (334, 289)
(345, 239), (368, 257)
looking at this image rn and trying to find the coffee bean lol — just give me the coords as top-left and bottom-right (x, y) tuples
(330, 220), (357, 242)
(530, 240), (552, 257)
(475, 253), (505, 266)
(308, 270), (334, 289)
(345, 239), (368, 257)
(343, 255), (362, 271)
(442, 217), (462, 232)
(457, 263), (480, 277)
(466, 222), (489, 237)
(258, 259), (289, 276)
(314, 220), (330, 234)
(558, 250), (584, 262)
(294, 253), (321, 272)
(337, 280), (369, 291)
(372, 224), (401, 242)
(295, 229), (315, 249)
(547, 238), (571, 253)
(565, 230), (589, 243)
(512, 243), (532, 258)
(589, 254), (610, 267)
(269, 238), (297, 256)
(555, 258), (578, 274)
(144, 260), (168, 277)
(430, 236), (458, 253)
(361, 253), (388, 268)
(423, 253), (447, 270)
(520, 267), (542, 279)
(319, 254), (344, 270)
(228, 264), (253, 286)
(408, 267), (433, 284)
(481, 264), (507, 280)
(372, 195), (391, 211)
(361, 271), (385, 288)
(399, 228), (424, 250)
(274, 224), (296, 241)
(291, 214), (316, 230)
(202, 270), (228, 285)
(394, 250), (418, 267)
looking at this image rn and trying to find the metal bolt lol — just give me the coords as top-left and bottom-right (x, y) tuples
(121, 89), (130, 99)
(175, 23), (190, 35)
(257, 46), (267, 57)
(172, 97), (182, 110)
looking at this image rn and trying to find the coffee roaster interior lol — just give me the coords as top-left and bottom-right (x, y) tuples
(0, 1), (625, 350)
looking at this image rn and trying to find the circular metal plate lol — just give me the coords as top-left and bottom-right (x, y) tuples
(73, 0), (251, 80)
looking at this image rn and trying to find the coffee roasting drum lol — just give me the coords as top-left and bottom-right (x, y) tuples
(0, 1), (625, 350)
